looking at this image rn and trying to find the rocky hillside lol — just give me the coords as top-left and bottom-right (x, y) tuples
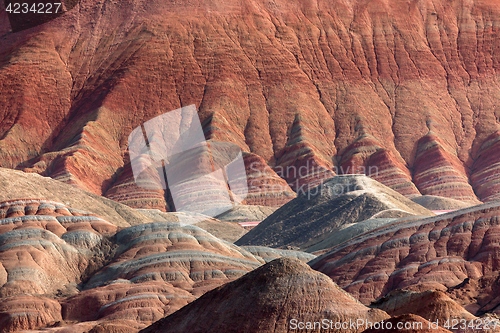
(0, 199), (264, 332)
(2, 0), (500, 210)
(236, 175), (433, 249)
(140, 258), (389, 333)
(310, 201), (500, 317)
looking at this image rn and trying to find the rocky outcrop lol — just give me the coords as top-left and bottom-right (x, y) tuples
(236, 175), (433, 249)
(62, 281), (195, 330)
(0, 296), (63, 332)
(0, 195), (264, 332)
(140, 258), (389, 333)
(215, 204), (277, 222)
(340, 134), (420, 198)
(412, 195), (475, 211)
(0, 168), (157, 227)
(4, 0), (500, 208)
(129, 209), (249, 242)
(0, 199), (117, 298)
(413, 132), (480, 204)
(242, 246), (316, 263)
(84, 223), (262, 297)
(310, 201), (500, 316)
(471, 131), (500, 203)
(373, 290), (478, 324)
(274, 114), (336, 192)
(305, 217), (422, 254)
(243, 153), (296, 207)
(104, 161), (168, 211)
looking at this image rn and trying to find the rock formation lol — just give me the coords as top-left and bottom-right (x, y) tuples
(242, 246), (316, 263)
(0, 168), (152, 227)
(83, 222), (262, 296)
(214, 204), (277, 222)
(140, 258), (389, 333)
(0, 196), (265, 332)
(310, 201), (500, 318)
(372, 289), (477, 321)
(0, 199), (117, 298)
(236, 175), (433, 249)
(3, 0), (500, 208)
(471, 131), (500, 203)
(411, 195), (475, 211)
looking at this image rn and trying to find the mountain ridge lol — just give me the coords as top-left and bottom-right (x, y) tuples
(2, 0), (500, 209)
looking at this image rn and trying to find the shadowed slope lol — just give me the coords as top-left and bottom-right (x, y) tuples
(236, 175), (433, 249)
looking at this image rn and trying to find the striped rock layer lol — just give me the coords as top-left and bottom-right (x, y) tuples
(0, 199), (265, 332)
(236, 175), (433, 250)
(0, 199), (117, 331)
(140, 258), (389, 333)
(309, 201), (500, 316)
(3, 0), (500, 209)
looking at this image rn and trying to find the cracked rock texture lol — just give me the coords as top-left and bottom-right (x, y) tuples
(2, 0), (500, 209)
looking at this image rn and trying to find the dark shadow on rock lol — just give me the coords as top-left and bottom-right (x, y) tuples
(4, 0), (79, 32)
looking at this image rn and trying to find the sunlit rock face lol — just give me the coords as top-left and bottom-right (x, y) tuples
(4, 0), (500, 209)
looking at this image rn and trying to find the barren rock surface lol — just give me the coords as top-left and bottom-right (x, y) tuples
(3, 0), (500, 207)
(0, 168), (156, 227)
(310, 201), (500, 316)
(242, 246), (316, 263)
(140, 258), (389, 333)
(0, 199), (117, 298)
(0, 198), (264, 332)
(373, 290), (477, 322)
(412, 195), (475, 211)
(84, 222), (262, 296)
(236, 175), (433, 249)
(215, 204), (277, 222)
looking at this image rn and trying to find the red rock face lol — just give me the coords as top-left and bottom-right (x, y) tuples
(372, 290), (477, 327)
(0, 296), (63, 332)
(413, 133), (479, 204)
(104, 160), (168, 211)
(62, 281), (195, 327)
(244, 153), (296, 206)
(341, 134), (421, 197)
(3, 0), (500, 206)
(310, 202), (500, 314)
(471, 131), (500, 203)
